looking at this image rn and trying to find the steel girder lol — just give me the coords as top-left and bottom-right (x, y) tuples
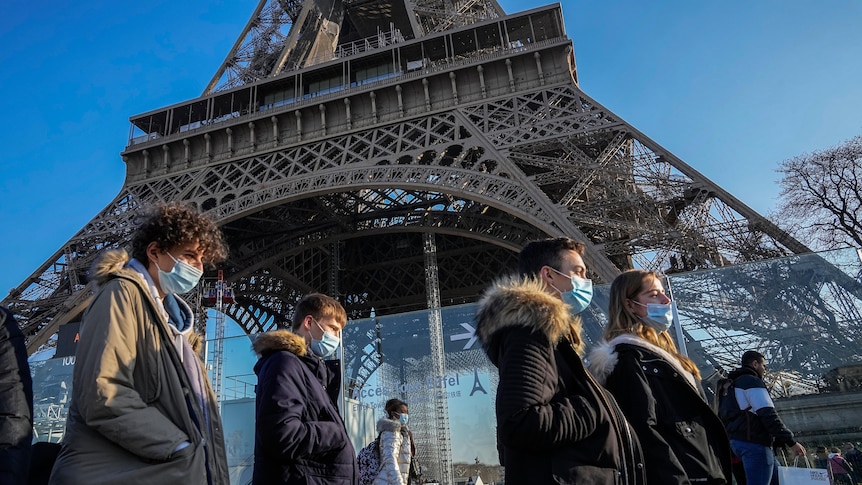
(7, 77), (812, 353)
(5, 7), (814, 360)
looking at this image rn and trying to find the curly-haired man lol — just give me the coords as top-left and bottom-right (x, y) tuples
(50, 202), (230, 485)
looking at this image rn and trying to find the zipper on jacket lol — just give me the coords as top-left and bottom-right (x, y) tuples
(584, 366), (643, 485)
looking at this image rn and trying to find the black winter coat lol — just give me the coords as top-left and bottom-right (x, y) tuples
(590, 335), (731, 485)
(0, 307), (33, 484)
(253, 330), (357, 485)
(476, 277), (645, 485)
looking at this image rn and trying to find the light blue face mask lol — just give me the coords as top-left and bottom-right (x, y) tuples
(549, 267), (593, 315)
(157, 252), (203, 295)
(632, 300), (675, 333)
(310, 319), (341, 358)
(398, 413), (409, 426)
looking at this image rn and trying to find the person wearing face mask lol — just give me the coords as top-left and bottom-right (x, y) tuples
(589, 269), (731, 485)
(49, 202), (230, 485)
(475, 237), (646, 485)
(252, 293), (357, 484)
(372, 399), (413, 485)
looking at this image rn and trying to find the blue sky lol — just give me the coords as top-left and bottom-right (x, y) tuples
(2, 0), (861, 298)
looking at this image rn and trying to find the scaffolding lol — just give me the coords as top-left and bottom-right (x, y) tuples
(206, 270), (232, 403)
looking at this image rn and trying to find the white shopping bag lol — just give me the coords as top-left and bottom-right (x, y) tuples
(777, 456), (830, 485)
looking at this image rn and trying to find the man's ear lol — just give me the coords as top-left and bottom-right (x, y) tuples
(145, 241), (162, 265)
(539, 265), (553, 285)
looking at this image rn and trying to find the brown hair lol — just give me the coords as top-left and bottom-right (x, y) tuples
(518, 237), (586, 278)
(605, 270), (700, 378)
(130, 202), (228, 267)
(291, 293), (347, 330)
(518, 237), (587, 353)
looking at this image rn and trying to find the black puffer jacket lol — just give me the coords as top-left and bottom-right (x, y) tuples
(476, 277), (645, 485)
(253, 330), (357, 485)
(589, 335), (731, 485)
(0, 306), (33, 484)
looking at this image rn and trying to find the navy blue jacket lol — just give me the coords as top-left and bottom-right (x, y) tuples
(252, 330), (357, 485)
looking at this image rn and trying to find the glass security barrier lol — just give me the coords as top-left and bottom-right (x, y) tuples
(30, 247), (862, 485)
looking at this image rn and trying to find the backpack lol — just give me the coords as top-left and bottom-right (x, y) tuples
(357, 435), (381, 485)
(715, 376), (751, 424)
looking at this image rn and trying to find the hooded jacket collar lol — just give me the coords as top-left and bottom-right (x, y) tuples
(91, 250), (195, 335)
(252, 329), (308, 357)
(728, 365), (760, 381)
(475, 275), (581, 364)
(589, 333), (699, 390)
(90, 249), (133, 284)
(376, 417), (407, 434)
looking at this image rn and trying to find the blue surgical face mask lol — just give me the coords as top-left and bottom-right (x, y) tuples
(549, 267), (593, 315)
(310, 319), (341, 358)
(632, 300), (675, 333)
(157, 252), (203, 295)
(399, 413), (409, 425)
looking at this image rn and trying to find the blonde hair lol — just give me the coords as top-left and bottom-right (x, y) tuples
(605, 270), (700, 378)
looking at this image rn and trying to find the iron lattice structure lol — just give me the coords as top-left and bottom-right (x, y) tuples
(8, 0), (857, 477)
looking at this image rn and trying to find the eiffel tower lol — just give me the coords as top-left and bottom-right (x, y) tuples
(4, 0), (836, 480)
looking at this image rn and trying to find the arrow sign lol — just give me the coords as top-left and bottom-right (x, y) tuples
(450, 323), (478, 350)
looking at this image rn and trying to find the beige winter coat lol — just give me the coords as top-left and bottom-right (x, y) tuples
(49, 250), (228, 484)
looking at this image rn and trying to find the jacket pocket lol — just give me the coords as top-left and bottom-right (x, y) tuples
(670, 420), (721, 480)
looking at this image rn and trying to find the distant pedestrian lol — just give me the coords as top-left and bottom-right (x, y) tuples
(49, 202), (230, 484)
(373, 399), (412, 485)
(843, 442), (862, 480)
(828, 447), (854, 485)
(252, 293), (357, 484)
(0, 306), (33, 484)
(813, 446), (829, 470)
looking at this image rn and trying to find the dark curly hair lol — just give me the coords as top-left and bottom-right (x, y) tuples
(130, 202), (228, 267)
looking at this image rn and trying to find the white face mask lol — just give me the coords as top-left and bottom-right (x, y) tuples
(631, 300), (675, 333)
(157, 252), (203, 294)
(309, 319), (341, 358)
(548, 267), (593, 315)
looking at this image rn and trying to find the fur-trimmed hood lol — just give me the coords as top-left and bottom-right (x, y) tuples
(252, 329), (307, 357)
(90, 249), (133, 285)
(475, 275), (581, 363)
(375, 417), (408, 434)
(89, 249), (198, 334)
(588, 334), (698, 390)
